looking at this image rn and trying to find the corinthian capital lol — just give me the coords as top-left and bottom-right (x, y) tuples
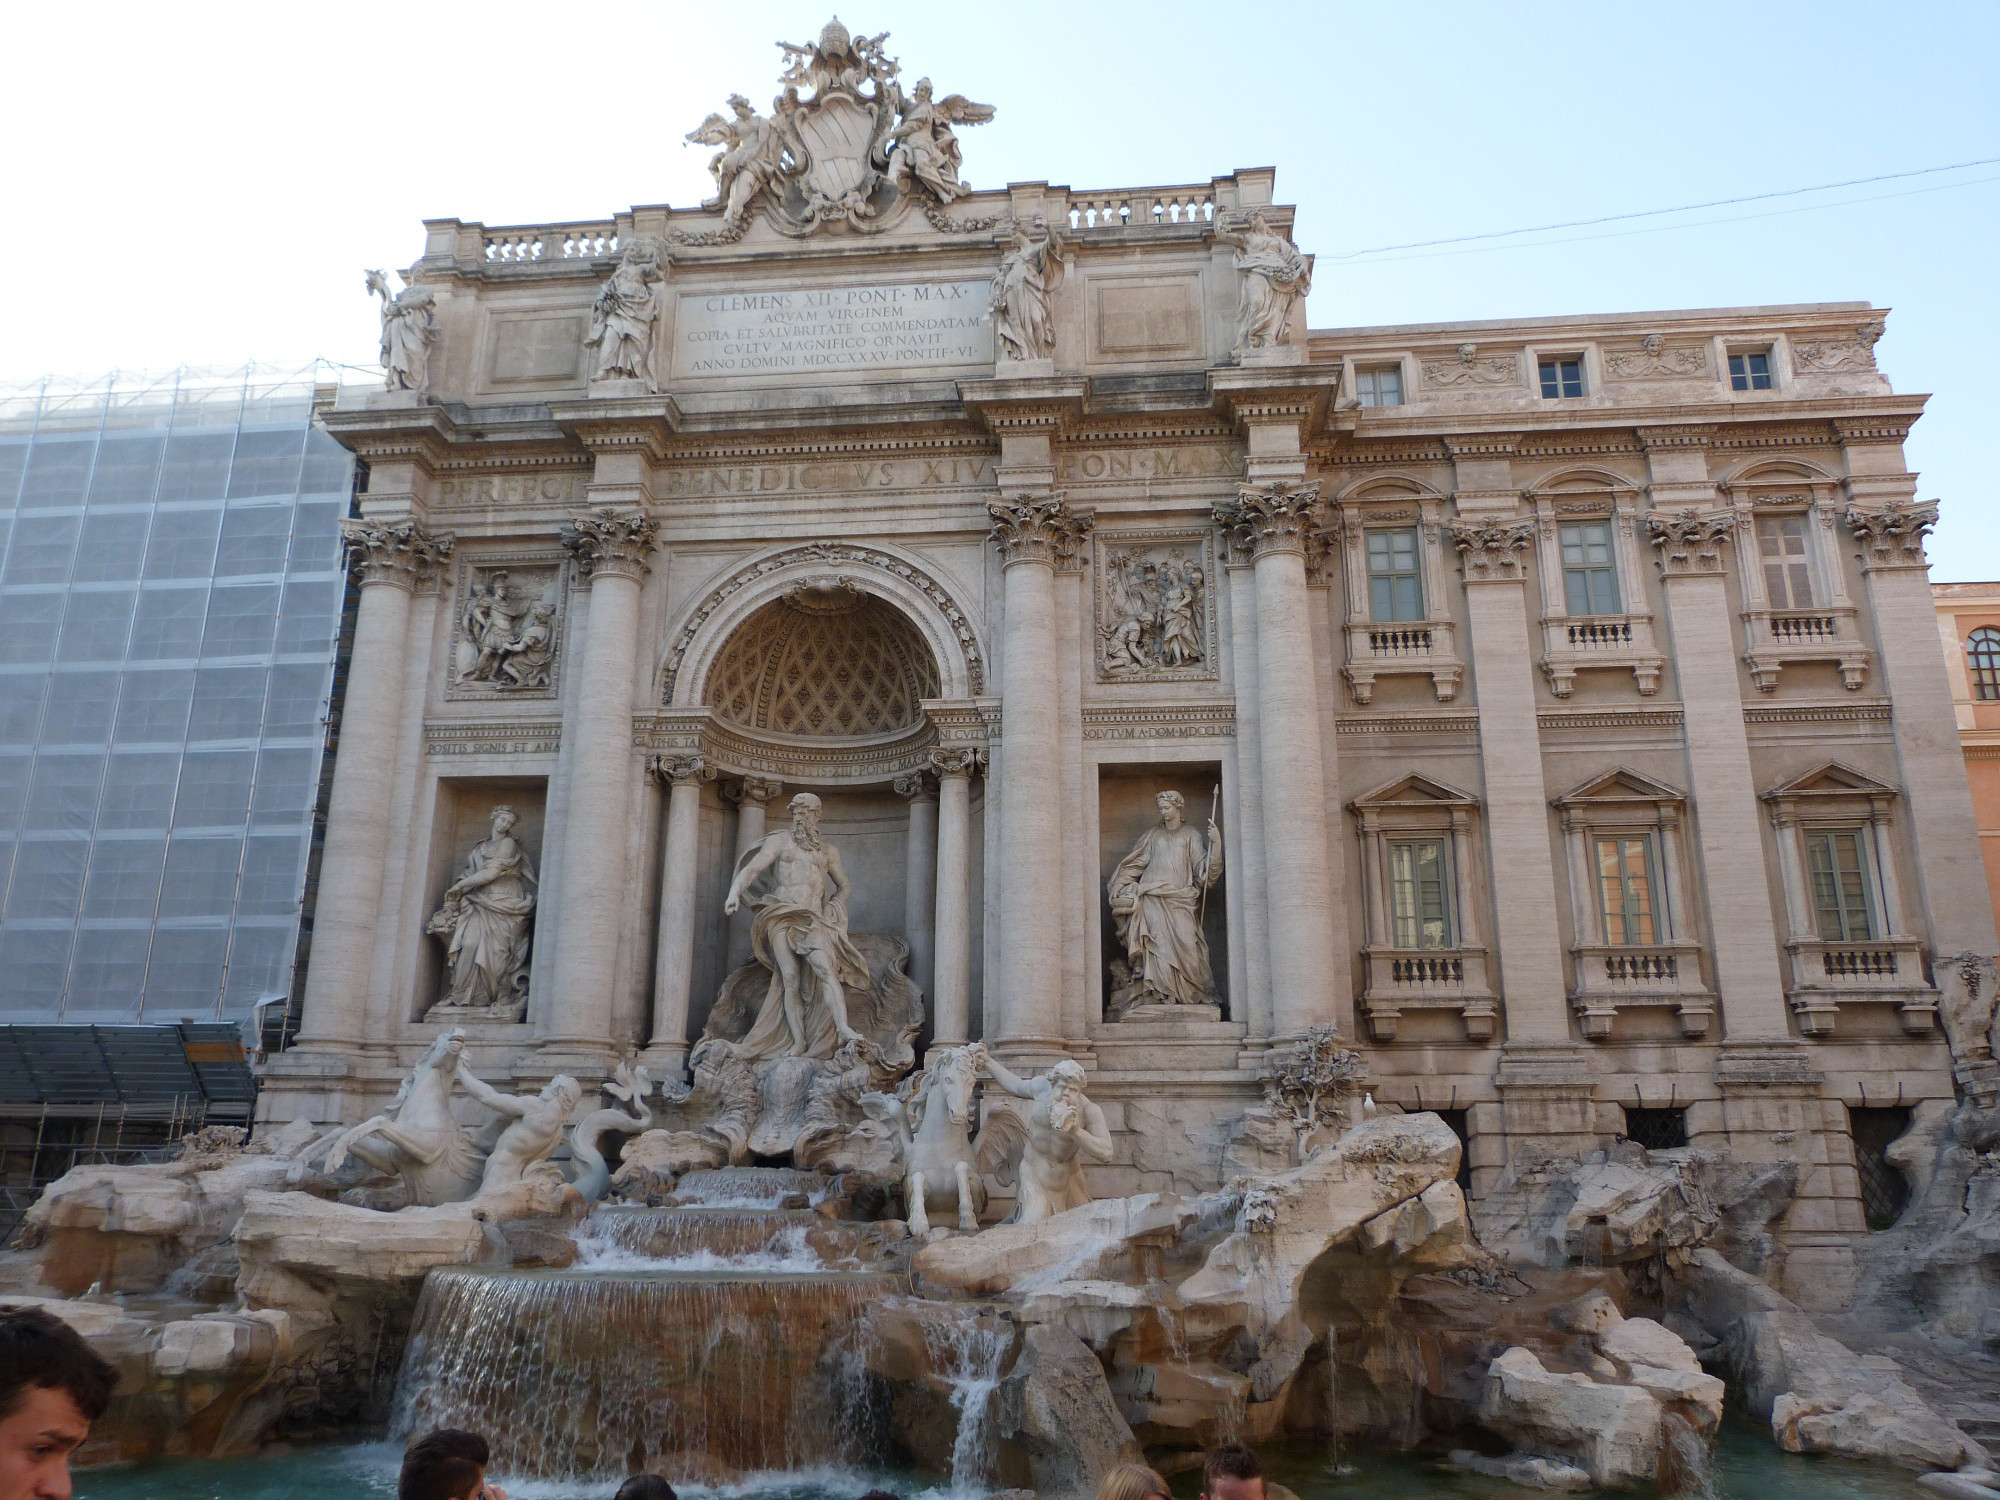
(1446, 518), (1536, 581)
(340, 518), (454, 591)
(562, 507), (659, 581)
(1212, 482), (1321, 561)
(1845, 498), (1939, 568)
(1645, 507), (1736, 576)
(929, 747), (984, 779)
(987, 493), (1093, 569)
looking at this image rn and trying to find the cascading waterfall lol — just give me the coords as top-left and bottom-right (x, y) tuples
(574, 1207), (864, 1271)
(395, 1264), (894, 1482)
(919, 1306), (1011, 1492)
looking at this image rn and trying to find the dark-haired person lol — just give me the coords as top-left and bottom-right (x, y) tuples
(399, 1427), (507, 1500)
(1200, 1443), (1266, 1500)
(614, 1477), (678, 1500)
(0, 1305), (119, 1500)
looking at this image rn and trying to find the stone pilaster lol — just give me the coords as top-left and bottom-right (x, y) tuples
(1213, 482), (1340, 1043)
(988, 493), (1091, 1064)
(535, 507), (657, 1070)
(929, 747), (981, 1053)
(643, 753), (716, 1075)
(1642, 478), (1798, 1049)
(1220, 538), (1274, 1050)
(287, 521), (453, 1103)
(895, 768), (940, 1001)
(1843, 443), (2000, 1082)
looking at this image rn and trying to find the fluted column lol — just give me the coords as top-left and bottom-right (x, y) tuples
(644, 753), (716, 1074)
(896, 768), (939, 998)
(1213, 484), (1339, 1041)
(295, 520), (453, 1050)
(724, 777), (783, 968)
(930, 748), (979, 1051)
(541, 507), (657, 1058)
(988, 494), (1091, 1063)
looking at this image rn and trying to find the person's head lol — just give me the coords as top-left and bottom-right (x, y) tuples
(399, 1428), (489, 1500)
(490, 805), (517, 836)
(614, 1478), (678, 1500)
(1156, 790), (1186, 828)
(1098, 1463), (1172, 1500)
(542, 1075), (583, 1112)
(790, 792), (823, 842)
(1200, 1443), (1265, 1500)
(729, 93), (754, 119)
(0, 1306), (117, 1500)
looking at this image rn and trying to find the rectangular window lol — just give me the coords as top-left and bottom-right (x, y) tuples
(1388, 838), (1452, 949)
(1729, 351), (1774, 392)
(1356, 365), (1404, 407)
(1539, 357), (1585, 398)
(1596, 835), (1659, 946)
(1559, 522), (1621, 615)
(1757, 514), (1814, 608)
(1806, 829), (1876, 941)
(1365, 527), (1424, 622)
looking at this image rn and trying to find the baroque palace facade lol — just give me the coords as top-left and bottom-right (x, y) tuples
(263, 22), (1996, 1303)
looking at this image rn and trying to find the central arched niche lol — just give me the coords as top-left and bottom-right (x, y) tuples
(701, 581), (942, 738)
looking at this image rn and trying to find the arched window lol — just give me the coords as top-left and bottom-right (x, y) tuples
(1971, 628), (2000, 701)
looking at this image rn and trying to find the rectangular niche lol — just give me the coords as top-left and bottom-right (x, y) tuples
(414, 777), (548, 1024)
(1097, 762), (1228, 1022)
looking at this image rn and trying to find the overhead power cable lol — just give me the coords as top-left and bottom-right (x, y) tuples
(1326, 155), (2000, 260)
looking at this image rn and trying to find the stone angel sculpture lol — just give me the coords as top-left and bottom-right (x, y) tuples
(884, 77), (994, 204)
(688, 94), (787, 226)
(365, 269), (438, 396)
(989, 215), (1064, 363)
(1215, 211), (1312, 356)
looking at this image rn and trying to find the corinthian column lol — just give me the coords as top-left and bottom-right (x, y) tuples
(987, 493), (1091, 1064)
(540, 507), (657, 1062)
(930, 748), (980, 1052)
(294, 520), (453, 1053)
(896, 768), (939, 998)
(644, 753), (716, 1075)
(724, 777), (783, 969)
(1213, 483), (1339, 1041)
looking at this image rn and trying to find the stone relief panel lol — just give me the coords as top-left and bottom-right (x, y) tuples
(1093, 530), (1217, 683)
(1420, 343), (1520, 388)
(1604, 335), (1707, 380)
(448, 554), (568, 701)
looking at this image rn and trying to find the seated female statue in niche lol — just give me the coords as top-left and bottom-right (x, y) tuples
(1107, 790), (1222, 1013)
(426, 805), (537, 1019)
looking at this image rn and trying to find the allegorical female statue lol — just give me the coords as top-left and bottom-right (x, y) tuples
(1107, 790), (1222, 1009)
(990, 215), (1064, 362)
(1216, 211), (1312, 355)
(587, 238), (666, 387)
(427, 805), (537, 1017)
(365, 269), (438, 395)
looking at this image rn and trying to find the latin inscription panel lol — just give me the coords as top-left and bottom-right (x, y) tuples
(672, 280), (993, 379)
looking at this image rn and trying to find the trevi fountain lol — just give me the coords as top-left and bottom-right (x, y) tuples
(10, 18), (2000, 1500)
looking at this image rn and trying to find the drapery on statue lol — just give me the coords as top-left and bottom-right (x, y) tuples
(989, 215), (1064, 362)
(978, 1056), (1114, 1223)
(1108, 790), (1222, 1009)
(427, 806), (537, 1017)
(722, 791), (872, 1060)
(365, 269), (438, 395)
(586, 238), (666, 386)
(884, 77), (994, 204)
(323, 1029), (488, 1205)
(1215, 211), (1312, 354)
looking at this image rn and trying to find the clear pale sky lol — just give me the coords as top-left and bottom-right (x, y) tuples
(3, 1), (1995, 576)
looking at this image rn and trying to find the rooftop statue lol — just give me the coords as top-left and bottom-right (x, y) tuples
(364, 269), (438, 396)
(586, 237), (666, 388)
(680, 17), (994, 238)
(1217, 210), (1312, 357)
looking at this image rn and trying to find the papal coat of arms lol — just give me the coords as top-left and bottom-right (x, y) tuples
(681, 17), (996, 239)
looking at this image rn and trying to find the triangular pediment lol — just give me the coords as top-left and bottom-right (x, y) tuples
(1552, 767), (1685, 808)
(1762, 760), (1900, 801)
(1350, 772), (1478, 810)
